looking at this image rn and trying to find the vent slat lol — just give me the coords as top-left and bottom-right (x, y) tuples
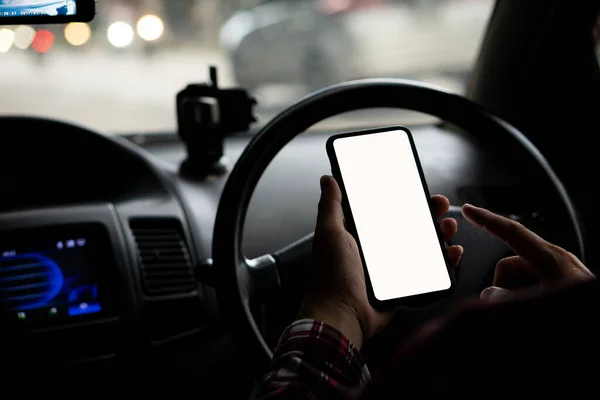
(130, 219), (196, 296)
(143, 278), (195, 287)
(134, 235), (183, 241)
(143, 274), (194, 281)
(141, 263), (192, 270)
(137, 242), (184, 249)
(141, 256), (189, 263)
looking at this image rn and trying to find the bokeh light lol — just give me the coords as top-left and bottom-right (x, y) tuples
(13, 26), (36, 50)
(137, 14), (164, 41)
(0, 28), (15, 53)
(107, 22), (134, 48)
(65, 23), (92, 46)
(31, 29), (55, 53)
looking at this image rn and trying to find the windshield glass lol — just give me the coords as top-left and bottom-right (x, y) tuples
(0, 0), (494, 134)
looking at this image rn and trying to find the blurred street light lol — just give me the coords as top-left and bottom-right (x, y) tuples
(137, 14), (164, 41)
(13, 26), (36, 50)
(108, 21), (134, 48)
(65, 23), (92, 46)
(0, 28), (15, 53)
(31, 30), (55, 54)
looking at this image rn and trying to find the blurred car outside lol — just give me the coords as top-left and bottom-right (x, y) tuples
(220, 0), (492, 93)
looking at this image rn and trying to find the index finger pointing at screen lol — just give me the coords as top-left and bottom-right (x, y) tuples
(461, 204), (552, 264)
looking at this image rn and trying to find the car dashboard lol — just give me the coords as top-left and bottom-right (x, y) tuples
(0, 117), (521, 373)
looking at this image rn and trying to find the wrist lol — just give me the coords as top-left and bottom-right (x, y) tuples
(298, 298), (364, 349)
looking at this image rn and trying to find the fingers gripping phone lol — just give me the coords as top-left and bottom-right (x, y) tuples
(326, 126), (455, 309)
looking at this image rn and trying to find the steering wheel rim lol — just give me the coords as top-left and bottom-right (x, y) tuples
(212, 78), (585, 366)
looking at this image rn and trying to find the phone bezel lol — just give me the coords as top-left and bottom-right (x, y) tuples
(326, 125), (456, 309)
(0, 0), (95, 24)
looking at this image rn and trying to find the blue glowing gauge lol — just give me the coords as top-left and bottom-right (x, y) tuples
(0, 253), (64, 311)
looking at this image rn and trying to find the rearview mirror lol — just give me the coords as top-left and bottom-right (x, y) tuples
(0, 0), (95, 25)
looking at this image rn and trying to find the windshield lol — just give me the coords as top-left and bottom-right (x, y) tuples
(0, 0), (494, 134)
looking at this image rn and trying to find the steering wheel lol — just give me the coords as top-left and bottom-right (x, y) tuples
(212, 79), (585, 368)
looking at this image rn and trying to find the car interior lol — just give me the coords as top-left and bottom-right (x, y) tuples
(1, 0), (598, 395)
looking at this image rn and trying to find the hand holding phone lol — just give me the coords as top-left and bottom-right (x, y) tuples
(299, 175), (461, 347)
(326, 126), (456, 309)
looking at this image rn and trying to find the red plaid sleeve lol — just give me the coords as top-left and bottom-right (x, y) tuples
(257, 319), (371, 400)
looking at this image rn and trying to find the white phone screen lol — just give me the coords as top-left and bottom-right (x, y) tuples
(333, 129), (451, 301)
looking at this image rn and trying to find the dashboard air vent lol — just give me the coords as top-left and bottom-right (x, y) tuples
(130, 219), (196, 296)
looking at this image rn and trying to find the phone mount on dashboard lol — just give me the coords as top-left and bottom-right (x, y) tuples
(176, 66), (257, 180)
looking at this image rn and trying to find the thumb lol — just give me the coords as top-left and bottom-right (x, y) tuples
(480, 286), (513, 303)
(316, 176), (345, 232)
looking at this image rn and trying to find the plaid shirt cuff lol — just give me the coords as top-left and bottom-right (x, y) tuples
(258, 319), (371, 399)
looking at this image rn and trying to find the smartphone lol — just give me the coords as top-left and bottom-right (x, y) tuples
(0, 0), (95, 25)
(326, 126), (455, 309)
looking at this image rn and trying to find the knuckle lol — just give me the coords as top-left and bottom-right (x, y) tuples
(564, 251), (582, 262)
(541, 244), (573, 276)
(547, 244), (569, 261)
(318, 221), (338, 233)
(494, 257), (515, 276)
(317, 198), (330, 210)
(505, 219), (525, 235)
(495, 258), (510, 270)
(547, 243), (565, 253)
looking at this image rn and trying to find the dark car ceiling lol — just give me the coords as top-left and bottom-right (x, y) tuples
(469, 0), (600, 267)
(143, 124), (519, 260)
(471, 0), (600, 186)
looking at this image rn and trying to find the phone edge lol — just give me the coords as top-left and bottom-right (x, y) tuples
(326, 125), (456, 310)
